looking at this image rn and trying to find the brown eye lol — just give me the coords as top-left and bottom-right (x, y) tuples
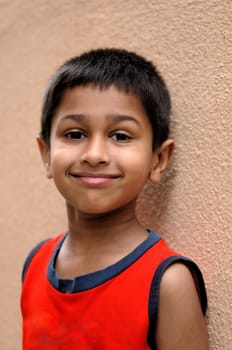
(65, 131), (85, 140)
(111, 132), (132, 142)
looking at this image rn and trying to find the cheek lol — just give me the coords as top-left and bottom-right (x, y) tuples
(116, 150), (153, 195)
(49, 150), (73, 181)
(51, 146), (73, 166)
(118, 146), (153, 173)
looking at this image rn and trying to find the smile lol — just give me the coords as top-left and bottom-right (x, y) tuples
(68, 172), (121, 186)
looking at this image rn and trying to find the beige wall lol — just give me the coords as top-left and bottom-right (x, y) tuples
(0, 1), (231, 349)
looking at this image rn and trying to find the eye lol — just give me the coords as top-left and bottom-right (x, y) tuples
(64, 130), (86, 140)
(111, 132), (132, 142)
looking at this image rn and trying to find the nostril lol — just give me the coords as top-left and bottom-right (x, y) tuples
(80, 146), (110, 166)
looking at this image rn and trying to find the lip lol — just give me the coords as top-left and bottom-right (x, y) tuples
(68, 172), (121, 186)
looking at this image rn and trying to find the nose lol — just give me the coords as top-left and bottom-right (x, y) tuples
(80, 135), (110, 167)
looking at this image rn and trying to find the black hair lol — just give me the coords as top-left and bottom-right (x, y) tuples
(40, 48), (171, 150)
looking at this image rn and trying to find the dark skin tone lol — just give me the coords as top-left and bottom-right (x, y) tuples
(56, 202), (148, 278)
(38, 85), (208, 349)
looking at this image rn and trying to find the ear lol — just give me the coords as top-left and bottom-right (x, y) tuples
(36, 137), (53, 179)
(149, 139), (174, 184)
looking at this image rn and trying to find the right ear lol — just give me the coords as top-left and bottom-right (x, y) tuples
(36, 137), (53, 179)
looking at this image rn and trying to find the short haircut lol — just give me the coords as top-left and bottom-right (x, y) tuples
(40, 48), (171, 150)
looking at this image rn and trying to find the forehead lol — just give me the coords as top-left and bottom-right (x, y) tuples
(53, 84), (151, 127)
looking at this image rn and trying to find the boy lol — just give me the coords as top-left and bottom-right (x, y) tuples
(21, 48), (208, 349)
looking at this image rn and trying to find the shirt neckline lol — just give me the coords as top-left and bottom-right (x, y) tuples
(47, 229), (161, 293)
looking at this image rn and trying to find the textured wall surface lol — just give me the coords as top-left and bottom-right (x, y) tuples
(0, 1), (231, 349)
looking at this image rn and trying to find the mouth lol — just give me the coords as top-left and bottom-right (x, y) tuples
(68, 172), (121, 186)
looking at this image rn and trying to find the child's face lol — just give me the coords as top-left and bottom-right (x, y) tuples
(39, 85), (163, 215)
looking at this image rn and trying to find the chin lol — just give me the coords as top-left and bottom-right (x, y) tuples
(81, 206), (115, 216)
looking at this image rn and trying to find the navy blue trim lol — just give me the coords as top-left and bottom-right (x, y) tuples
(147, 256), (208, 350)
(21, 239), (49, 282)
(48, 230), (161, 293)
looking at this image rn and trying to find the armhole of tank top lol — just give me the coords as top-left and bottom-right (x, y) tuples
(21, 239), (49, 282)
(147, 256), (208, 350)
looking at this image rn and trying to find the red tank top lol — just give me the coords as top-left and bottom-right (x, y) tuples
(21, 230), (207, 350)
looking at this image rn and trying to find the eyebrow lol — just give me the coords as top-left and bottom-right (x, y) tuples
(57, 113), (141, 126)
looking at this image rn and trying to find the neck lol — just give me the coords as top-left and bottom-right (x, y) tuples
(65, 201), (147, 252)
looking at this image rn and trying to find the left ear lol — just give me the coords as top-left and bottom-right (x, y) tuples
(149, 139), (175, 184)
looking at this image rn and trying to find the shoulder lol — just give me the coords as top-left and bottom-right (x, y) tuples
(155, 263), (208, 350)
(21, 233), (66, 282)
(147, 236), (208, 317)
(159, 262), (203, 299)
(158, 263), (205, 315)
(21, 239), (49, 282)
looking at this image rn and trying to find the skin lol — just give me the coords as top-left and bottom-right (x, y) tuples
(37, 84), (208, 349)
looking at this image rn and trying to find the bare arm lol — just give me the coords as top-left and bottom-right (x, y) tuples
(155, 263), (208, 350)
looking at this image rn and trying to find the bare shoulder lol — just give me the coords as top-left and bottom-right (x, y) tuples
(155, 263), (208, 350)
